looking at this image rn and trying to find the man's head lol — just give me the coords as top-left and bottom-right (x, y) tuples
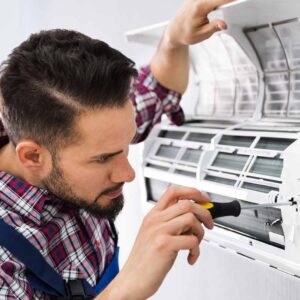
(0, 29), (138, 220)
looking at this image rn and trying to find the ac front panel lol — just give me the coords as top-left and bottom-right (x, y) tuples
(126, 0), (300, 281)
(142, 121), (300, 277)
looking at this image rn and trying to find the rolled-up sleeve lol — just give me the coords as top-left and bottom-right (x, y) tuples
(130, 65), (185, 143)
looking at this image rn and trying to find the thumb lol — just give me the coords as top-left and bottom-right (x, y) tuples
(196, 19), (228, 42)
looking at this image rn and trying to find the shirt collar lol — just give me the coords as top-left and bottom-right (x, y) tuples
(0, 171), (51, 225)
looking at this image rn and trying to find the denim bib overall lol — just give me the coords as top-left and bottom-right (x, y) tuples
(0, 218), (119, 299)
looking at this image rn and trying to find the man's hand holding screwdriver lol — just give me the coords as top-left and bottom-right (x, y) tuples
(111, 187), (214, 300)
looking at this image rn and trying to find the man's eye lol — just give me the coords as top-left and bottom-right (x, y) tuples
(97, 156), (110, 163)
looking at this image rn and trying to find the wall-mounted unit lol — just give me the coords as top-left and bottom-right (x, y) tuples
(127, 0), (300, 279)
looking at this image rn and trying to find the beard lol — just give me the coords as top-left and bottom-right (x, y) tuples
(41, 155), (124, 221)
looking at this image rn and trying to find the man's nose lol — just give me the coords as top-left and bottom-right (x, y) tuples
(111, 156), (135, 183)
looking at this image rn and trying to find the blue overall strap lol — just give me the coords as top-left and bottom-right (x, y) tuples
(94, 246), (120, 294)
(0, 218), (95, 298)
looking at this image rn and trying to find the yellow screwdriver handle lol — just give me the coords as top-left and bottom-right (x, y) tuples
(200, 200), (241, 219)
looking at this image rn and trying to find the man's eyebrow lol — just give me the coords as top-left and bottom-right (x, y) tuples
(90, 150), (123, 160)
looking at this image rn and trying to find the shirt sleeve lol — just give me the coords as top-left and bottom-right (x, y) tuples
(0, 247), (33, 300)
(130, 65), (185, 143)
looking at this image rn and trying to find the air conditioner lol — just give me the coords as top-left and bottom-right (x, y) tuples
(127, 0), (300, 278)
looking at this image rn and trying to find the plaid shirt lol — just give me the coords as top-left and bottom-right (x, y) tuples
(0, 66), (183, 300)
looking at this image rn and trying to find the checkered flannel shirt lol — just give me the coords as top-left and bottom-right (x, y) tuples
(0, 66), (184, 299)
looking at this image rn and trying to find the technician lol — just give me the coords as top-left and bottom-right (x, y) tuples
(0, 0), (230, 299)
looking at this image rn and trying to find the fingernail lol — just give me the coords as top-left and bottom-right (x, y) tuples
(218, 23), (227, 30)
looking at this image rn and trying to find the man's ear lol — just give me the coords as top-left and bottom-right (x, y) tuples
(15, 140), (50, 169)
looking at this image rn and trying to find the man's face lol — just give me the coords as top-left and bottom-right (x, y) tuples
(42, 100), (137, 220)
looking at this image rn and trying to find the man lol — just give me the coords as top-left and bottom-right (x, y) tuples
(0, 0), (230, 299)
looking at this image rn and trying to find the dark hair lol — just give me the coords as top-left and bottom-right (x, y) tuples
(0, 29), (137, 151)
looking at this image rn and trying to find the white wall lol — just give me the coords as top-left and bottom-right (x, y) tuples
(0, 0), (182, 64)
(0, 1), (24, 62)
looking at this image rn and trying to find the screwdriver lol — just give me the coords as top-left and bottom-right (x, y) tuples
(200, 200), (296, 219)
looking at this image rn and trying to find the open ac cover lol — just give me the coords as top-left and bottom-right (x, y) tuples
(127, 0), (300, 276)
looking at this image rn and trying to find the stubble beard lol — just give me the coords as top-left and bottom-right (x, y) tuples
(41, 155), (124, 221)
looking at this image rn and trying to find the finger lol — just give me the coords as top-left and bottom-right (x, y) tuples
(203, 0), (234, 12)
(194, 19), (227, 43)
(188, 243), (200, 265)
(212, 0), (234, 8)
(160, 200), (214, 229)
(155, 187), (210, 211)
(170, 235), (200, 265)
(162, 212), (205, 242)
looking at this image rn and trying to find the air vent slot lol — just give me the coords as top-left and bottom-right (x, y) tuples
(186, 132), (214, 143)
(156, 145), (180, 159)
(174, 169), (195, 177)
(219, 135), (255, 147)
(180, 149), (202, 163)
(242, 182), (279, 193)
(204, 175), (236, 186)
(212, 153), (249, 171)
(146, 163), (169, 171)
(255, 137), (295, 151)
(159, 130), (185, 140)
(250, 157), (283, 178)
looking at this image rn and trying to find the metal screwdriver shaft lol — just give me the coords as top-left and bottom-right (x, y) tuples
(242, 201), (295, 210)
(199, 200), (296, 219)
